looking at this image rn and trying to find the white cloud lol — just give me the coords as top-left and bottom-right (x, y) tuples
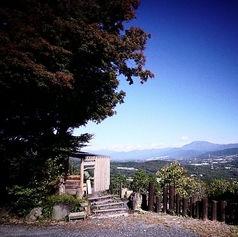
(82, 142), (168, 152)
(180, 136), (188, 140)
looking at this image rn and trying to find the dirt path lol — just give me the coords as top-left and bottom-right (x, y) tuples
(1, 212), (238, 237)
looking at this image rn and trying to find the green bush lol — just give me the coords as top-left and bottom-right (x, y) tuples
(6, 185), (46, 217)
(131, 169), (162, 195)
(42, 194), (84, 218)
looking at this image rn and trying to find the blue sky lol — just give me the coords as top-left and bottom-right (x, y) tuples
(74, 0), (238, 151)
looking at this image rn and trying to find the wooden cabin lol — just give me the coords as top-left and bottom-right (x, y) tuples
(64, 152), (110, 195)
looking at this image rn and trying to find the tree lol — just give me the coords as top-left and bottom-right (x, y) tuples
(110, 173), (129, 195)
(0, 0), (154, 207)
(131, 169), (161, 195)
(156, 162), (206, 198)
(206, 179), (238, 202)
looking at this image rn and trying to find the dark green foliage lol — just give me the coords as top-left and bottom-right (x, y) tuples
(5, 155), (65, 216)
(206, 179), (238, 202)
(6, 185), (45, 217)
(0, 0), (153, 212)
(111, 160), (238, 181)
(110, 160), (171, 178)
(110, 173), (130, 195)
(156, 162), (206, 198)
(131, 169), (161, 195)
(111, 160), (238, 200)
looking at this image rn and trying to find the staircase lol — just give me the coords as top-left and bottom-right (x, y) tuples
(64, 175), (80, 195)
(88, 194), (129, 218)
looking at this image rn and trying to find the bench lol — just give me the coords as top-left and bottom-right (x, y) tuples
(68, 211), (87, 221)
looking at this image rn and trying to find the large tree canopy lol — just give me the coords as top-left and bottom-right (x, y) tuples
(0, 0), (153, 207)
(0, 0), (153, 155)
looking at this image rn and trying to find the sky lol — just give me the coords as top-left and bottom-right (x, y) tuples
(74, 0), (238, 152)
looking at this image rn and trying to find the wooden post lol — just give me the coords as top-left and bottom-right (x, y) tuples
(120, 182), (122, 198)
(219, 200), (227, 222)
(142, 194), (147, 210)
(176, 193), (180, 215)
(148, 182), (155, 212)
(211, 200), (218, 221)
(163, 186), (168, 213)
(182, 198), (189, 216)
(196, 200), (201, 219)
(202, 198), (208, 220)
(156, 196), (162, 213)
(229, 203), (237, 224)
(169, 185), (175, 210)
(109, 184), (113, 195)
(80, 158), (84, 192)
(190, 196), (194, 218)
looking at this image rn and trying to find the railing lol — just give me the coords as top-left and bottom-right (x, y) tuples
(147, 182), (237, 224)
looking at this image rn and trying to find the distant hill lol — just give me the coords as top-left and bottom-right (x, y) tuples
(84, 141), (238, 162)
(181, 141), (221, 151)
(200, 148), (238, 157)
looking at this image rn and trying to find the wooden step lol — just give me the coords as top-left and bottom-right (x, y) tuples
(91, 212), (129, 219)
(92, 199), (116, 205)
(65, 185), (80, 189)
(93, 201), (126, 209)
(66, 175), (80, 180)
(92, 207), (128, 214)
(88, 195), (114, 201)
(65, 181), (80, 185)
(88, 195), (116, 205)
(65, 189), (78, 195)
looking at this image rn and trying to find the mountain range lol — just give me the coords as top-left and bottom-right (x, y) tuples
(88, 141), (238, 162)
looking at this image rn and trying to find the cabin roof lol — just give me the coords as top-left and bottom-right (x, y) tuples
(72, 151), (109, 159)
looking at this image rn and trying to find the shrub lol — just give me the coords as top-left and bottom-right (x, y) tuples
(156, 162), (206, 198)
(42, 194), (84, 218)
(131, 169), (161, 195)
(6, 185), (46, 217)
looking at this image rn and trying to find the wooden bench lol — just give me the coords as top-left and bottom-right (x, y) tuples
(68, 211), (87, 221)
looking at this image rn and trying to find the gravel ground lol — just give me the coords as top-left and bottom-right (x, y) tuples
(0, 219), (200, 237)
(0, 212), (237, 237)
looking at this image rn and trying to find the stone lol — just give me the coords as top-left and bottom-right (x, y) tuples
(76, 189), (84, 200)
(81, 202), (90, 215)
(127, 192), (142, 211)
(0, 206), (10, 218)
(133, 193), (143, 210)
(25, 207), (42, 221)
(52, 203), (74, 220)
(121, 188), (133, 199)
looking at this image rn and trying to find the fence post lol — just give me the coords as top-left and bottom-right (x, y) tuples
(219, 200), (227, 222)
(120, 182), (122, 198)
(142, 194), (147, 210)
(211, 200), (218, 221)
(148, 182), (155, 212)
(190, 196), (194, 218)
(156, 196), (162, 213)
(169, 185), (175, 211)
(229, 203), (237, 224)
(196, 200), (201, 219)
(176, 193), (180, 215)
(163, 186), (168, 213)
(182, 198), (189, 216)
(202, 198), (208, 220)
